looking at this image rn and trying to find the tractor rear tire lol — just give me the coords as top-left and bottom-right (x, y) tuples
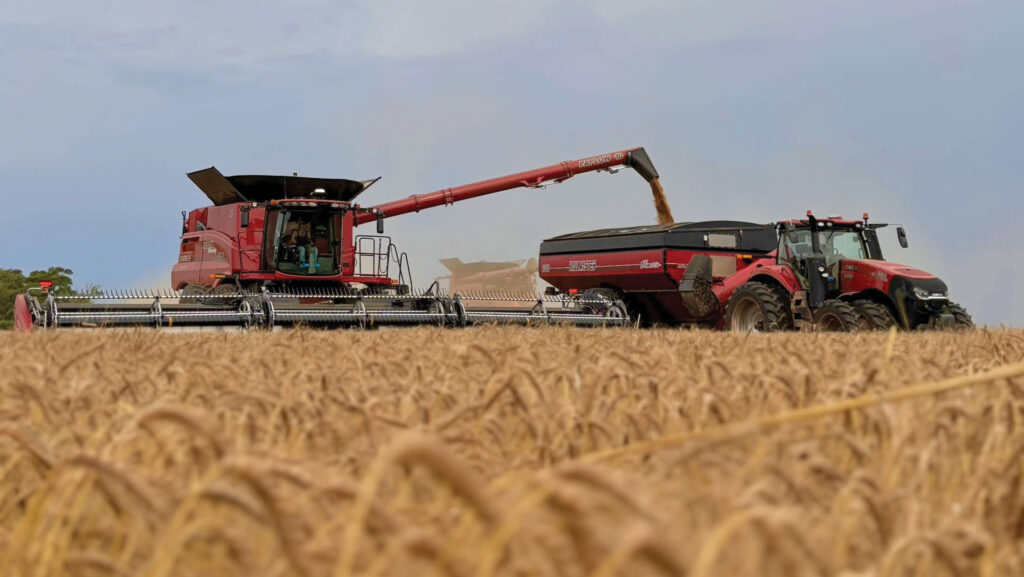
(813, 300), (864, 331)
(852, 300), (897, 331)
(725, 281), (790, 332)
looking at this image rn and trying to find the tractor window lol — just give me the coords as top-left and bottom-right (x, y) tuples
(821, 230), (867, 265)
(778, 230), (813, 268)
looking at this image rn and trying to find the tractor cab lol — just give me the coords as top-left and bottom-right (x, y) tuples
(776, 214), (885, 299)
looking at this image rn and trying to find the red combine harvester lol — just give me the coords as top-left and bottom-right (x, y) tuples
(14, 148), (660, 331)
(538, 211), (972, 330)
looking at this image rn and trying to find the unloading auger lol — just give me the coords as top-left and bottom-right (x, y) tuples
(14, 148), (661, 331)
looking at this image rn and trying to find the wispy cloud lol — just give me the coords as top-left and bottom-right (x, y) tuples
(2, 0), (1021, 326)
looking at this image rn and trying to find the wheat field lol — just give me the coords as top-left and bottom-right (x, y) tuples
(1, 327), (1023, 577)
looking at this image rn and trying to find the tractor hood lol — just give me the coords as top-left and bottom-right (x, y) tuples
(844, 260), (937, 281)
(188, 167), (380, 206)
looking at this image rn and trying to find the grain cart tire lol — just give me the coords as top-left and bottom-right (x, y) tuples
(725, 281), (790, 332)
(813, 300), (864, 331)
(852, 300), (897, 330)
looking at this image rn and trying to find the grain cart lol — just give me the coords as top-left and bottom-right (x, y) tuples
(538, 212), (972, 330)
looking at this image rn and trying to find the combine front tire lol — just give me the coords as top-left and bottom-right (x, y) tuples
(852, 300), (897, 330)
(813, 300), (865, 331)
(725, 281), (790, 332)
(180, 284), (210, 304)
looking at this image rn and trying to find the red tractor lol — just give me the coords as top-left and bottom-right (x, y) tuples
(538, 212), (972, 330)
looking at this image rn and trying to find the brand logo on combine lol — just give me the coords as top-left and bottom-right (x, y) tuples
(638, 259), (661, 270)
(541, 264), (551, 273)
(614, 152), (624, 161)
(568, 260), (597, 272)
(578, 155), (611, 169)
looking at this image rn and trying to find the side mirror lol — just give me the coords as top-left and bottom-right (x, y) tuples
(376, 214), (385, 235)
(896, 226), (909, 248)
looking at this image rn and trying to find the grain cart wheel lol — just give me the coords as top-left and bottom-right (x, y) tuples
(852, 299), (897, 331)
(813, 300), (864, 331)
(725, 281), (790, 332)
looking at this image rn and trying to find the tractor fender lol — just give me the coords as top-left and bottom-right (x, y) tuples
(713, 265), (801, 305)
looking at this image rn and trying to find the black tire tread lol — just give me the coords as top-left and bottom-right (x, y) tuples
(725, 281), (790, 331)
(852, 299), (897, 330)
(814, 299), (864, 331)
(948, 302), (974, 329)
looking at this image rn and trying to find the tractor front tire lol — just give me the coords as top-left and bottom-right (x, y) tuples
(852, 299), (897, 331)
(813, 300), (864, 331)
(947, 303), (974, 329)
(725, 281), (790, 332)
(929, 303), (974, 330)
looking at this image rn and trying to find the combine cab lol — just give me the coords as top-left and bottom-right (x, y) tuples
(539, 212), (972, 331)
(14, 148), (662, 331)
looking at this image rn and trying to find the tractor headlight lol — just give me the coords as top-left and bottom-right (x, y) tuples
(913, 286), (947, 300)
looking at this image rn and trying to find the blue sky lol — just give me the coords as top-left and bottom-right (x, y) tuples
(1, 1), (1021, 325)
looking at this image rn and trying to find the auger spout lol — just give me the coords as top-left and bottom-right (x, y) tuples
(355, 147), (660, 225)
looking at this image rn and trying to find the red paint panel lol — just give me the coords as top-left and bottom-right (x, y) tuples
(171, 234), (206, 287)
(13, 295), (33, 332)
(541, 249), (671, 291)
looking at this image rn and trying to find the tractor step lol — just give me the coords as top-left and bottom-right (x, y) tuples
(791, 291), (814, 331)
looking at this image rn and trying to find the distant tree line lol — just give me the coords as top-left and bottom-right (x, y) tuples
(0, 268), (97, 330)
